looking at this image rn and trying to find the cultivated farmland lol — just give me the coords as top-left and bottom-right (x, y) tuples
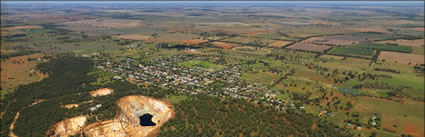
(306, 35), (368, 45)
(212, 42), (236, 49)
(286, 42), (331, 52)
(376, 39), (424, 47)
(378, 51), (424, 65)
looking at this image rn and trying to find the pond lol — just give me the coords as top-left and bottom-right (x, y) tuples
(139, 113), (156, 126)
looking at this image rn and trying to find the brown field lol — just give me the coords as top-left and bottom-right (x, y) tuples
(286, 42), (330, 52)
(179, 39), (207, 45)
(212, 42), (236, 49)
(0, 50), (16, 54)
(63, 19), (141, 29)
(114, 34), (153, 40)
(376, 39), (425, 47)
(2, 25), (43, 31)
(409, 27), (425, 31)
(1, 54), (46, 90)
(0, 31), (25, 36)
(378, 51), (424, 65)
(269, 41), (291, 48)
(245, 30), (269, 35)
(306, 35), (367, 45)
(351, 27), (387, 33)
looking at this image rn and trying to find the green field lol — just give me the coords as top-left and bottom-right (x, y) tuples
(328, 47), (375, 58)
(241, 72), (281, 86)
(351, 43), (412, 53)
(233, 47), (270, 54)
(179, 60), (224, 71)
(167, 95), (189, 104)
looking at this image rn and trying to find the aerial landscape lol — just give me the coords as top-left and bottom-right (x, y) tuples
(0, 1), (424, 137)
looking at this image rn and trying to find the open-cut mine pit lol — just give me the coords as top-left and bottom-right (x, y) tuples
(48, 95), (173, 137)
(47, 116), (87, 137)
(84, 95), (173, 137)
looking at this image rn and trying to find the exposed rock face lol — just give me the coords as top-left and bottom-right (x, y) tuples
(47, 116), (87, 137)
(47, 95), (172, 137)
(83, 120), (127, 137)
(89, 88), (114, 97)
(83, 95), (173, 137)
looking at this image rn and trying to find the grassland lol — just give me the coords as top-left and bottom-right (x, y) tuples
(233, 47), (271, 54)
(114, 34), (153, 40)
(378, 51), (424, 65)
(166, 95), (189, 104)
(241, 72), (281, 86)
(287, 43), (330, 52)
(179, 60), (224, 71)
(353, 97), (424, 136)
(1, 54), (46, 95)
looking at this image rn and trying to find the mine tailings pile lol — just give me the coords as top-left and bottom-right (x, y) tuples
(47, 93), (173, 137)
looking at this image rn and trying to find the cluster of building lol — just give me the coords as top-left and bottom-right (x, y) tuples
(95, 55), (304, 111)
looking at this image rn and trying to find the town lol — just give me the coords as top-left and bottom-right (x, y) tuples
(95, 54), (299, 111)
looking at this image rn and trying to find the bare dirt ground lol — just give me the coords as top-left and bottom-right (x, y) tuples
(378, 51), (424, 65)
(89, 88), (114, 97)
(47, 116), (87, 137)
(62, 104), (79, 109)
(403, 119), (424, 137)
(9, 112), (20, 137)
(269, 41), (291, 48)
(212, 42), (236, 49)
